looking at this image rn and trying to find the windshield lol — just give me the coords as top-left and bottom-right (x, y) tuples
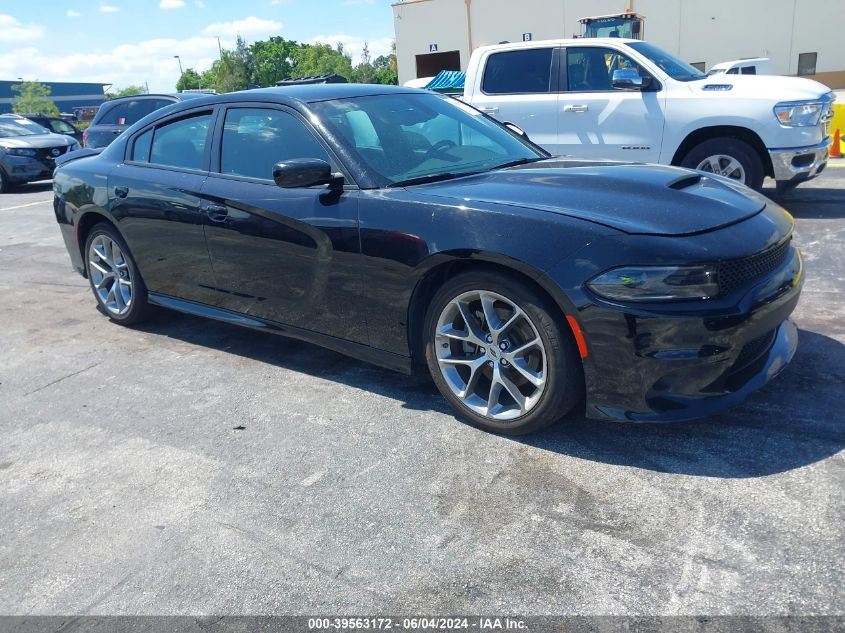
(0, 117), (50, 138)
(627, 41), (706, 82)
(310, 93), (545, 187)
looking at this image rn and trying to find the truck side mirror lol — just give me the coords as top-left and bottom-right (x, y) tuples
(612, 69), (651, 90)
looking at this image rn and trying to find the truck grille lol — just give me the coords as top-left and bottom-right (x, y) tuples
(718, 238), (791, 295)
(820, 97), (834, 137)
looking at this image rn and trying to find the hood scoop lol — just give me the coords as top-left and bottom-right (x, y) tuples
(667, 174), (702, 190)
(416, 163), (765, 236)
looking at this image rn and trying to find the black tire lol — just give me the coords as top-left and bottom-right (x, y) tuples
(680, 137), (765, 191)
(84, 222), (152, 325)
(0, 169), (9, 194)
(423, 270), (584, 435)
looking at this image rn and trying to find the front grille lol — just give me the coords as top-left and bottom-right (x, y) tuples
(718, 238), (791, 295)
(35, 146), (69, 162)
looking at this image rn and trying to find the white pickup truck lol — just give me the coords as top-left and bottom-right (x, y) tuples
(463, 38), (834, 192)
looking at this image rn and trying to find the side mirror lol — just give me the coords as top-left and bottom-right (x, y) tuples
(503, 122), (529, 140)
(272, 158), (338, 188)
(612, 68), (651, 90)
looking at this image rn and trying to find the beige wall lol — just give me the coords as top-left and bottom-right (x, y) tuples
(393, 0), (845, 88)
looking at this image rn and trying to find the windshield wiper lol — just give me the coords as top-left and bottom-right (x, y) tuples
(390, 171), (479, 187)
(493, 157), (546, 170)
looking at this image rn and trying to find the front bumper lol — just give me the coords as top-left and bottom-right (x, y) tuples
(768, 139), (829, 183)
(581, 247), (803, 422)
(1, 156), (55, 183)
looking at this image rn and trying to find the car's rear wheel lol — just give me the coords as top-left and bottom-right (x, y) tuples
(681, 137), (765, 190)
(424, 271), (583, 435)
(84, 223), (151, 325)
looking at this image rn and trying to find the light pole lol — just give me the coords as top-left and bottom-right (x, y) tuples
(174, 55), (183, 75)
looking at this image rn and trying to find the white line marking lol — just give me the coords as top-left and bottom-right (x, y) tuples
(299, 471), (325, 487)
(0, 199), (53, 211)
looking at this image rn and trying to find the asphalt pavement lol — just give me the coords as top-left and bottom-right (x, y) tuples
(0, 167), (843, 616)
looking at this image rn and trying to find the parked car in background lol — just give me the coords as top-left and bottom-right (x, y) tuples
(0, 114), (80, 193)
(53, 85), (802, 434)
(707, 58), (773, 77)
(20, 114), (83, 143)
(83, 93), (207, 148)
(463, 39), (833, 192)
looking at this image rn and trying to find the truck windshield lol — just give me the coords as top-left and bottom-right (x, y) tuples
(311, 93), (545, 188)
(627, 41), (706, 82)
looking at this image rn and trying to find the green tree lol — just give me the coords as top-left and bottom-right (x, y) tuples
(372, 43), (398, 85)
(250, 36), (299, 86)
(293, 42), (354, 80)
(11, 81), (59, 115)
(105, 85), (146, 100)
(175, 68), (202, 92)
(351, 41), (377, 84)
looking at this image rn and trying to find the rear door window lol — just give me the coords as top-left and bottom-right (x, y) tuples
(148, 112), (212, 170)
(482, 48), (554, 94)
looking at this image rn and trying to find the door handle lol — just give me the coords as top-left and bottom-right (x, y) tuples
(478, 106), (499, 114)
(114, 186), (128, 199)
(563, 104), (589, 113)
(204, 203), (228, 222)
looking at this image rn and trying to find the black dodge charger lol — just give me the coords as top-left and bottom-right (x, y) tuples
(52, 85), (803, 434)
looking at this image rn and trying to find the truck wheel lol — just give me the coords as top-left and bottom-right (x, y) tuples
(424, 270), (584, 435)
(681, 137), (765, 191)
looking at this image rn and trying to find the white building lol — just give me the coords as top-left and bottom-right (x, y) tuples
(392, 0), (845, 89)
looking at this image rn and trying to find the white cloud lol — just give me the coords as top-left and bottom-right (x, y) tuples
(159, 0), (184, 8)
(0, 14), (45, 42)
(66, 9), (82, 18)
(308, 34), (393, 64)
(201, 16), (283, 38)
(99, 3), (120, 12)
(0, 36), (230, 93)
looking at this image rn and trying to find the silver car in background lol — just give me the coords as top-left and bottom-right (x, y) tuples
(0, 115), (80, 193)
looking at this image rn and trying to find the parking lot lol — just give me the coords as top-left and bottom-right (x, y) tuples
(0, 168), (843, 615)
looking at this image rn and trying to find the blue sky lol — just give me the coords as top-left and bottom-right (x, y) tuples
(0, 0), (395, 92)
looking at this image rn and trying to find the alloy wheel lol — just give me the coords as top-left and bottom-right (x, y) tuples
(88, 234), (133, 316)
(435, 290), (547, 421)
(696, 154), (746, 182)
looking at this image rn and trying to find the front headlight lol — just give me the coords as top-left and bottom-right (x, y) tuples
(587, 265), (719, 302)
(773, 101), (824, 127)
(5, 147), (38, 157)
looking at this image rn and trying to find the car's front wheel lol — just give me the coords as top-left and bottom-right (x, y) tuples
(681, 137), (765, 190)
(84, 222), (151, 325)
(0, 169), (9, 194)
(424, 271), (583, 435)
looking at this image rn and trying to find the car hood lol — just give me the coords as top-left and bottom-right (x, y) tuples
(689, 74), (831, 101)
(0, 133), (76, 149)
(413, 161), (766, 236)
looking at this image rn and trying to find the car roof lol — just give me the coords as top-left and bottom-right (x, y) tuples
(103, 92), (204, 105)
(159, 83), (427, 112)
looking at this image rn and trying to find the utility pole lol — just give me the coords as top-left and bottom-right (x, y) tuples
(174, 55), (183, 74)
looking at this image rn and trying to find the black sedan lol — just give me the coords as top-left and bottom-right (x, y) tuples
(52, 85), (803, 434)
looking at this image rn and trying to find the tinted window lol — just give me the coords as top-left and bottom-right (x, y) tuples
(626, 41), (705, 82)
(482, 48), (553, 94)
(220, 108), (330, 180)
(50, 119), (76, 134)
(149, 113), (211, 170)
(741, 66), (756, 75)
(99, 98), (174, 125)
(131, 128), (153, 162)
(566, 47), (645, 91)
